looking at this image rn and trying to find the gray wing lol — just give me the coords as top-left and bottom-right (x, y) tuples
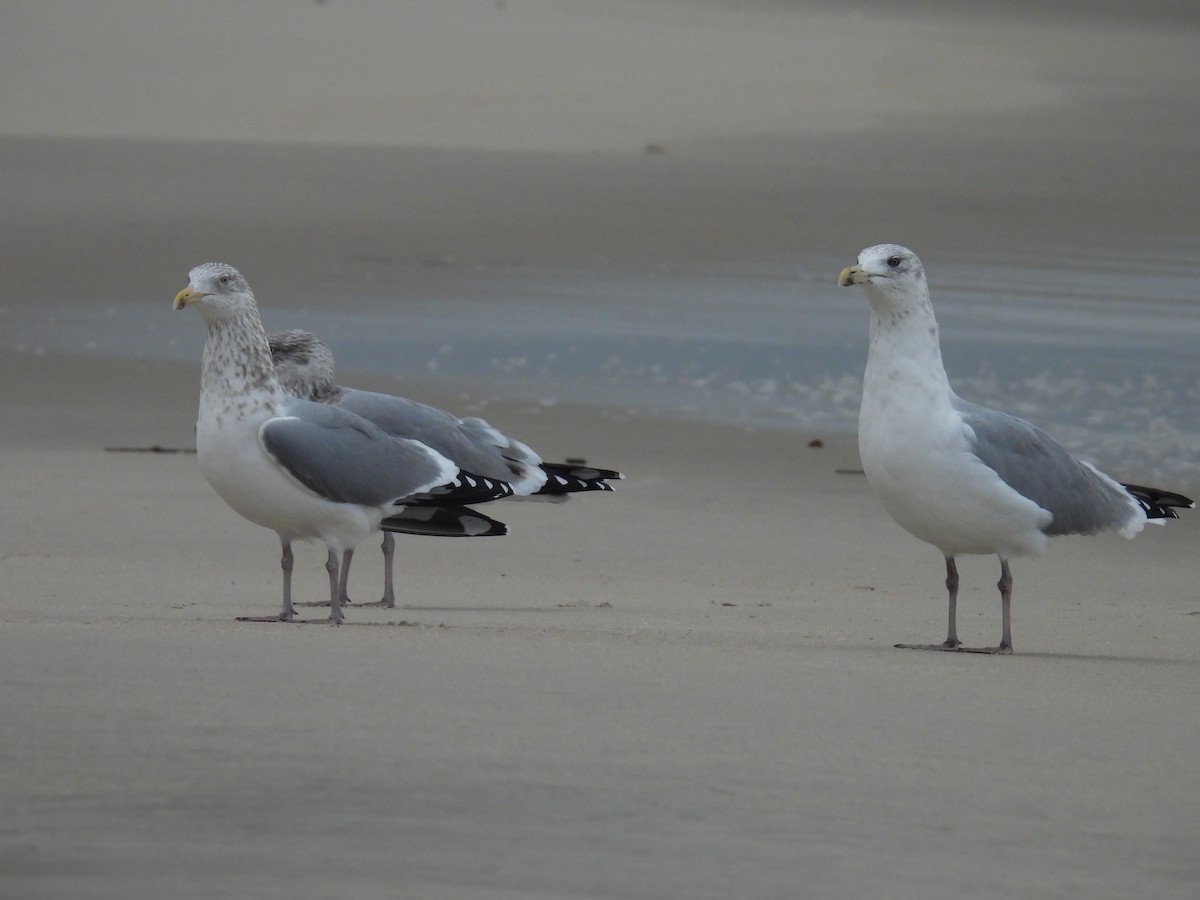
(951, 395), (1140, 536)
(336, 388), (545, 490)
(261, 398), (457, 508)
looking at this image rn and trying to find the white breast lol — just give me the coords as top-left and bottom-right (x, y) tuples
(196, 386), (378, 549)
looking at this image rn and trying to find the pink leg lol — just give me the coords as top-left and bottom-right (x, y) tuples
(357, 532), (397, 608)
(895, 556), (967, 651)
(237, 539), (299, 623)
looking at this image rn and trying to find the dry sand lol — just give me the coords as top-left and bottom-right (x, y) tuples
(2, 3), (1199, 898)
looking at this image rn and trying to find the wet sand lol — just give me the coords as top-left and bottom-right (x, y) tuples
(2, 3), (1199, 898)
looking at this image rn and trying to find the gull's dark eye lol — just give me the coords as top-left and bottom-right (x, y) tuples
(219, 274), (231, 285)
(886, 255), (902, 268)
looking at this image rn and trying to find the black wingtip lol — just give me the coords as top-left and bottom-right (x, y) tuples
(405, 470), (516, 507)
(1121, 483), (1195, 520)
(536, 461), (623, 496)
(382, 505), (508, 537)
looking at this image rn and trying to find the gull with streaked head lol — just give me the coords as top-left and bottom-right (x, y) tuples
(173, 262), (514, 624)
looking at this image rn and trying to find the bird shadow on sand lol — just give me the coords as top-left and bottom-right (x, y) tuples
(886, 644), (1198, 666)
(1005, 649), (1198, 666)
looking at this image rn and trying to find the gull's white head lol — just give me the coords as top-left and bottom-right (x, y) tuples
(173, 262), (257, 320)
(838, 244), (927, 312)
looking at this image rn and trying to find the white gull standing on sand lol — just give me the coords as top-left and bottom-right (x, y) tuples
(174, 263), (518, 624)
(839, 244), (1192, 653)
(267, 328), (621, 607)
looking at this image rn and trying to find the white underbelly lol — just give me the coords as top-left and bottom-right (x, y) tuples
(859, 404), (1050, 558)
(196, 415), (380, 548)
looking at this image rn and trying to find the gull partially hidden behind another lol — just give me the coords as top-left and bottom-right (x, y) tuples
(174, 262), (522, 624)
(267, 328), (621, 608)
(840, 244), (1192, 654)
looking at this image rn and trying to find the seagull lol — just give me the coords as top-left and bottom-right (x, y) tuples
(839, 244), (1193, 653)
(267, 329), (621, 608)
(174, 263), (516, 624)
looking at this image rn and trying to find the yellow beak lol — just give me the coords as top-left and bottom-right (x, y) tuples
(173, 286), (206, 310)
(839, 264), (866, 287)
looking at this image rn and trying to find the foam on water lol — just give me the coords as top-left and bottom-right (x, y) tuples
(6, 253), (1199, 487)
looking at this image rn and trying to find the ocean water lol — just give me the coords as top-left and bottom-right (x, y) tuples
(7, 252), (1200, 487)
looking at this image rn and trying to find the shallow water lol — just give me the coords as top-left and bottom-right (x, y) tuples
(7, 251), (1200, 486)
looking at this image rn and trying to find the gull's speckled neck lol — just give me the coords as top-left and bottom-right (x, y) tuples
(199, 307), (283, 425)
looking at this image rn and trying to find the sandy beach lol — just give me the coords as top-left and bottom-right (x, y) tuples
(3, 2), (1200, 898)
